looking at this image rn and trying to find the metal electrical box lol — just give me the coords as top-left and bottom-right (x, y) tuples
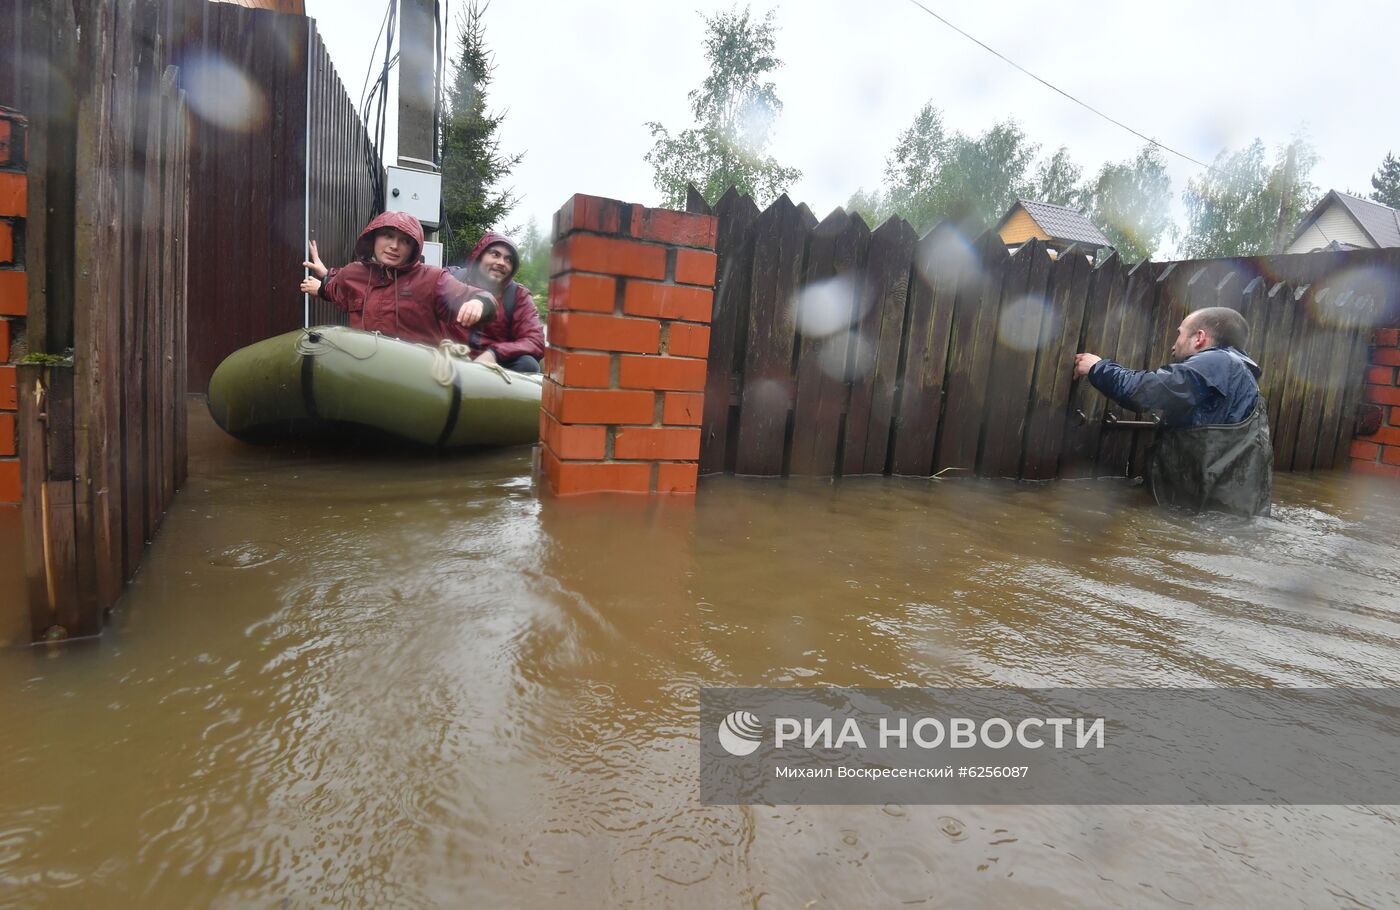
(385, 166), (442, 228)
(421, 241), (443, 267)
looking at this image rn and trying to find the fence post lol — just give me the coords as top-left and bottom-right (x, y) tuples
(542, 194), (718, 495)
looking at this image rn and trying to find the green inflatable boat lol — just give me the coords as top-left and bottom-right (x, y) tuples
(207, 326), (542, 448)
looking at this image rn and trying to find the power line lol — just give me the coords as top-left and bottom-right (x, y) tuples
(899, 0), (1218, 173)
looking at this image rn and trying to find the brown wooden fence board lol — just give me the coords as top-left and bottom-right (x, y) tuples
(888, 225), (964, 475)
(735, 195), (808, 475)
(1141, 262), (1185, 384)
(1214, 270), (1245, 313)
(1095, 261), (1157, 477)
(1128, 264), (1178, 479)
(790, 210), (867, 475)
(1239, 275), (1274, 427)
(119, 15), (148, 579)
(982, 240), (1054, 478)
(5, 1), (189, 640)
(935, 232), (1008, 473)
(845, 216), (917, 475)
(1060, 255), (1126, 477)
(174, 79), (190, 490)
(68, 0), (110, 625)
(1022, 249), (1093, 480)
(1288, 288), (1336, 471)
(697, 188), (758, 474)
(1260, 283), (1295, 439)
(1272, 282), (1311, 470)
(138, 27), (165, 569)
(1310, 276), (1363, 469)
(1241, 277), (1269, 360)
(1310, 320), (1354, 471)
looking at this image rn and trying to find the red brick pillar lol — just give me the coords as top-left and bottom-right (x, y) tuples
(540, 194), (717, 495)
(0, 108), (26, 506)
(1348, 327), (1400, 479)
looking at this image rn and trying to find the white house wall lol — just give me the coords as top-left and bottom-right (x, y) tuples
(1286, 204), (1375, 253)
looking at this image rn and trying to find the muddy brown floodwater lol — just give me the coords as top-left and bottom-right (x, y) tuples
(2, 408), (1400, 909)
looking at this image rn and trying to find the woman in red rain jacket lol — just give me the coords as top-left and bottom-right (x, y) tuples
(299, 211), (495, 346)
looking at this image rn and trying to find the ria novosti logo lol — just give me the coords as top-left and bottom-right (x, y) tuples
(717, 710), (764, 756)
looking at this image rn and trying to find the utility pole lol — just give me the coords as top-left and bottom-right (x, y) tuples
(389, 0), (444, 259)
(396, 0), (437, 174)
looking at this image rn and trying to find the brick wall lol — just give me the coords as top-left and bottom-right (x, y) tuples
(0, 108), (24, 506)
(541, 194), (717, 495)
(1348, 327), (1400, 479)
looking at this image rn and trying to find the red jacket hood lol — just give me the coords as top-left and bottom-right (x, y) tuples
(466, 231), (520, 283)
(353, 211), (425, 266)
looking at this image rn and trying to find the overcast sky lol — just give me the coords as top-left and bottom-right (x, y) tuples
(303, 0), (1399, 256)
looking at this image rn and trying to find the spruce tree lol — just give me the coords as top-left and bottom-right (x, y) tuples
(439, 1), (522, 263)
(1371, 152), (1400, 209)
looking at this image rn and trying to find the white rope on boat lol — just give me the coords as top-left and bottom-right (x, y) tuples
(432, 340), (475, 386)
(431, 340), (514, 386)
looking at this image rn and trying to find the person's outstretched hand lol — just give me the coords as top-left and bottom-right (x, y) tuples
(299, 275), (322, 295)
(303, 240), (328, 279)
(455, 292), (495, 327)
(1073, 352), (1101, 379)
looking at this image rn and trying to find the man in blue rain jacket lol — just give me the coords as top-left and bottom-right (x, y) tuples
(1073, 306), (1272, 517)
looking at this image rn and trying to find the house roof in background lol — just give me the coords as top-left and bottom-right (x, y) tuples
(1291, 190), (1400, 249)
(999, 199), (1113, 248)
(209, 0), (306, 14)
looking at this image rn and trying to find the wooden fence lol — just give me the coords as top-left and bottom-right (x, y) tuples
(186, 2), (376, 391)
(688, 188), (1397, 479)
(1, 0), (191, 640)
(0, 0), (375, 640)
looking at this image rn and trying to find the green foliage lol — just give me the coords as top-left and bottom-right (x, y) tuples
(1088, 146), (1174, 263)
(439, 1), (522, 264)
(869, 103), (1182, 261)
(880, 104), (1037, 234)
(1032, 147), (1085, 209)
(1371, 152), (1400, 209)
(844, 187), (888, 228)
(512, 217), (550, 318)
(19, 352), (72, 365)
(645, 6), (802, 209)
(1180, 136), (1318, 258)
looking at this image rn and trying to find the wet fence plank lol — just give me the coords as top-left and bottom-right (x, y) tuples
(979, 239), (1050, 478)
(6, 0), (190, 641)
(734, 196), (809, 476)
(1060, 254), (1126, 478)
(888, 224), (962, 476)
(845, 217), (917, 475)
(1022, 248), (1092, 480)
(690, 190), (1392, 481)
(790, 210), (867, 476)
(692, 188), (758, 474)
(936, 232), (1008, 474)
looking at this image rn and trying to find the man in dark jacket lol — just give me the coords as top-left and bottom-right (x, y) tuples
(1073, 306), (1272, 517)
(444, 231), (546, 373)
